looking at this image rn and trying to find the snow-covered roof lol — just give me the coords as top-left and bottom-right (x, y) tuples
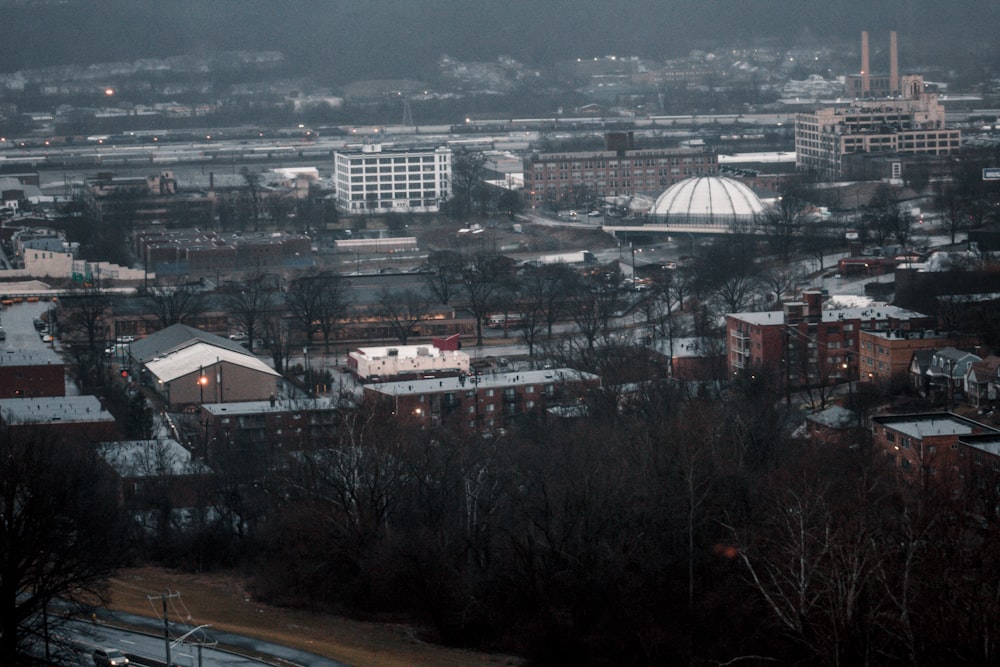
(145, 342), (280, 384)
(367, 368), (598, 397)
(99, 439), (210, 477)
(0, 395), (114, 424)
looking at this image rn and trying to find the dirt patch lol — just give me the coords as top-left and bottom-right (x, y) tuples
(106, 566), (522, 667)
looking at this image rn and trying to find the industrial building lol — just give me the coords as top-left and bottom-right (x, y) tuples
(333, 143), (452, 214)
(795, 32), (961, 180)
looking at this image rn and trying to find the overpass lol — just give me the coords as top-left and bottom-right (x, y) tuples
(602, 220), (756, 237)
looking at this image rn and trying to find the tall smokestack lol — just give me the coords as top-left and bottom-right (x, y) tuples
(889, 30), (899, 95)
(861, 31), (870, 96)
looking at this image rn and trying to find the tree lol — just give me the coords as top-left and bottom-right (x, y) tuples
(143, 282), (206, 330)
(63, 282), (110, 352)
(448, 150), (488, 219)
(375, 287), (436, 344)
(422, 249), (464, 306)
(0, 429), (126, 664)
(459, 253), (515, 346)
(760, 194), (805, 262)
(239, 167), (264, 232)
(222, 270), (271, 353)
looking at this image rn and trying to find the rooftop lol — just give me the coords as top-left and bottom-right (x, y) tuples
(99, 439), (210, 477)
(366, 368), (599, 397)
(145, 342), (280, 384)
(873, 413), (995, 440)
(0, 395), (114, 424)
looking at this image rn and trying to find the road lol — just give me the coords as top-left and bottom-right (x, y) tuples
(47, 610), (351, 667)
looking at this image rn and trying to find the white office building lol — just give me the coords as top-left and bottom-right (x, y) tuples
(334, 143), (452, 214)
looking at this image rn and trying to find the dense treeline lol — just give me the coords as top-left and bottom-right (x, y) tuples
(143, 370), (1000, 666)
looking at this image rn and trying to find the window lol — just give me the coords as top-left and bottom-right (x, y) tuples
(901, 438), (910, 449)
(901, 459), (912, 470)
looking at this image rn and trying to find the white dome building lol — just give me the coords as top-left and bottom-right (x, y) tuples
(649, 176), (765, 225)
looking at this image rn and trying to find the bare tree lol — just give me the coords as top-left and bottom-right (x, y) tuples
(144, 282), (206, 329)
(63, 282), (109, 351)
(222, 270), (272, 352)
(0, 429), (126, 664)
(240, 167), (264, 232)
(375, 287), (436, 344)
(448, 150), (488, 218)
(422, 249), (464, 306)
(760, 194), (805, 262)
(459, 253), (515, 346)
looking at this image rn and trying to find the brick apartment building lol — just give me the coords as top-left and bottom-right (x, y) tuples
(0, 348), (65, 398)
(523, 132), (718, 208)
(200, 397), (342, 453)
(364, 368), (600, 432)
(726, 289), (934, 390)
(871, 413), (999, 487)
(858, 329), (982, 390)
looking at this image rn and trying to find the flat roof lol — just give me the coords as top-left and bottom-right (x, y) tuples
(354, 344), (464, 360)
(730, 303), (926, 326)
(0, 347), (63, 366)
(0, 395), (114, 424)
(958, 434), (1000, 457)
(873, 413), (995, 440)
(201, 397), (340, 416)
(367, 368), (599, 397)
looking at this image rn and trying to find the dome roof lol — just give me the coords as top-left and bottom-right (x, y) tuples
(650, 176), (765, 222)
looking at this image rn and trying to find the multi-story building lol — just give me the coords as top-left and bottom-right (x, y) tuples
(364, 368), (600, 432)
(795, 75), (960, 180)
(0, 348), (65, 398)
(858, 329), (982, 390)
(871, 413), (998, 486)
(726, 289), (934, 390)
(200, 397), (342, 452)
(333, 143), (452, 214)
(523, 132), (718, 208)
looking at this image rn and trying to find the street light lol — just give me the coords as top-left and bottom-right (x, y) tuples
(198, 368), (208, 403)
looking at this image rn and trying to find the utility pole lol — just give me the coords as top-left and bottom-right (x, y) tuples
(149, 590), (181, 666)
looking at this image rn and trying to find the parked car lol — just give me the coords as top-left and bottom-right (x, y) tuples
(93, 648), (129, 666)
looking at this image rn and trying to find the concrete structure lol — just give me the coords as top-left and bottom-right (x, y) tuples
(348, 343), (470, 381)
(523, 133), (718, 207)
(726, 289), (934, 390)
(795, 74), (960, 180)
(857, 329), (982, 390)
(134, 228), (312, 278)
(844, 31), (901, 98)
(333, 143), (452, 214)
(364, 368), (600, 432)
(0, 347), (65, 398)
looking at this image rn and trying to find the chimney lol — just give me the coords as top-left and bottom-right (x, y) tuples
(861, 31), (871, 96)
(889, 30), (899, 95)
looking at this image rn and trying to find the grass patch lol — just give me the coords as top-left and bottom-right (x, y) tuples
(106, 566), (522, 667)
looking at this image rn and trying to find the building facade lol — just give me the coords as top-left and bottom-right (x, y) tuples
(334, 144), (452, 214)
(726, 290), (934, 390)
(364, 368), (600, 432)
(871, 413), (998, 485)
(523, 133), (718, 208)
(858, 330), (982, 390)
(795, 75), (960, 180)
